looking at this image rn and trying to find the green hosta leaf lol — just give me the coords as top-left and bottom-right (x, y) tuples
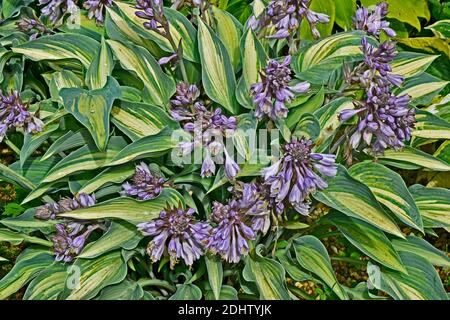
(169, 284), (202, 300)
(0, 248), (54, 300)
(79, 221), (142, 259)
(20, 123), (59, 167)
(23, 263), (68, 300)
(413, 109), (450, 140)
(236, 28), (267, 108)
(61, 76), (122, 151)
(205, 285), (238, 300)
(287, 87), (325, 129)
(107, 40), (176, 107)
(107, 128), (176, 167)
(205, 254), (223, 301)
(0, 209), (57, 235)
(0, 162), (36, 190)
(105, 6), (149, 47)
(292, 113), (321, 142)
(207, 163), (266, 194)
(392, 235), (450, 268)
(61, 251), (127, 300)
(197, 18), (239, 114)
(293, 31), (371, 84)
(96, 279), (144, 300)
(243, 245), (291, 300)
(361, 0), (430, 31)
(377, 146), (450, 172)
(9, 158), (61, 186)
(211, 6), (243, 71)
(78, 164), (134, 195)
(58, 188), (184, 224)
(275, 249), (313, 282)
(426, 19), (450, 38)
(409, 184), (450, 228)
(391, 52), (438, 79)
(0, 228), (52, 247)
(293, 236), (348, 300)
(86, 37), (114, 90)
(334, 0), (356, 30)
(314, 165), (403, 238)
(12, 34), (99, 68)
(42, 137), (127, 183)
(348, 161), (423, 231)
(114, 2), (199, 63)
(368, 252), (447, 300)
(111, 100), (179, 141)
(394, 73), (449, 107)
(41, 129), (92, 162)
(327, 212), (406, 272)
(300, 0), (335, 39)
(233, 113), (257, 162)
(42, 70), (83, 103)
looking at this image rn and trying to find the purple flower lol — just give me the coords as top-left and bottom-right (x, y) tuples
(121, 162), (165, 200)
(35, 193), (96, 220)
(251, 56), (310, 120)
(16, 18), (51, 40)
(261, 137), (337, 215)
(353, 2), (396, 37)
(0, 91), (43, 142)
(39, 0), (78, 24)
(208, 183), (271, 263)
(361, 38), (397, 77)
(252, 0), (330, 39)
(171, 82), (200, 109)
(52, 223), (98, 262)
(83, 0), (113, 25)
(137, 206), (211, 268)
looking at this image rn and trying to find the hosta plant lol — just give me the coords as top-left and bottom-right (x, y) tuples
(0, 0), (449, 300)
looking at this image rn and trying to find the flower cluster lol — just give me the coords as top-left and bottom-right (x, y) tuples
(251, 56), (310, 120)
(353, 2), (395, 37)
(250, 0), (330, 39)
(0, 91), (43, 142)
(262, 137), (337, 215)
(39, 0), (79, 24)
(339, 38), (415, 154)
(135, 0), (166, 34)
(208, 183), (271, 263)
(121, 162), (165, 200)
(35, 193), (96, 220)
(16, 18), (51, 40)
(83, 0), (113, 25)
(52, 222), (99, 262)
(171, 83), (240, 179)
(137, 206), (211, 268)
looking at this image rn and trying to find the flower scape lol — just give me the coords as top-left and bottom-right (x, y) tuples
(0, 0), (449, 301)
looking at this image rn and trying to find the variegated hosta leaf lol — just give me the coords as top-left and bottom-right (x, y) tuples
(243, 245), (291, 300)
(293, 31), (374, 84)
(86, 37), (114, 90)
(394, 73), (449, 107)
(41, 129), (92, 162)
(377, 146), (450, 172)
(348, 161), (423, 231)
(197, 18), (239, 114)
(105, 6), (149, 47)
(111, 100), (179, 141)
(107, 39), (176, 107)
(23, 263), (68, 300)
(61, 251), (128, 300)
(0, 209), (57, 235)
(412, 109), (450, 140)
(211, 6), (243, 71)
(314, 165), (403, 238)
(78, 221), (142, 259)
(96, 279), (144, 300)
(114, 2), (199, 63)
(58, 188), (184, 224)
(392, 235), (450, 268)
(367, 252), (447, 300)
(205, 254), (223, 301)
(425, 19), (450, 38)
(205, 285), (238, 300)
(107, 128), (177, 167)
(42, 69), (83, 103)
(12, 34), (99, 68)
(20, 123), (59, 167)
(78, 164), (134, 195)
(0, 248), (54, 300)
(409, 184), (450, 229)
(328, 212), (406, 272)
(390, 52), (438, 79)
(61, 76), (122, 151)
(42, 137), (127, 183)
(0, 228), (52, 247)
(236, 28), (267, 108)
(292, 236), (348, 300)
(169, 284), (202, 300)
